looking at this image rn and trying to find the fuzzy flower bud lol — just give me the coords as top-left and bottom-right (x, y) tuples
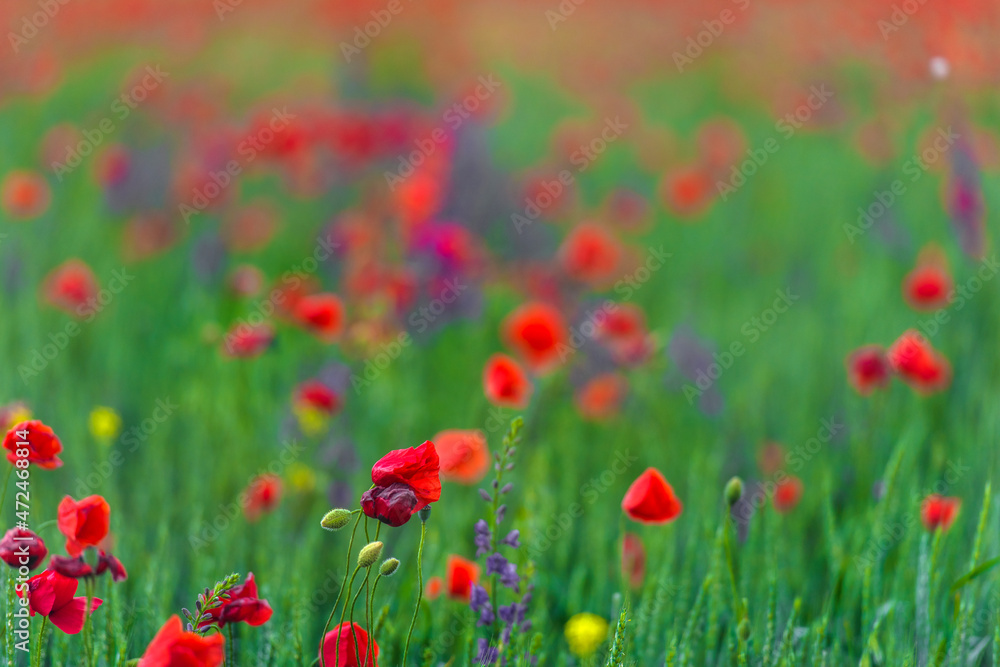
(358, 541), (384, 568)
(320, 508), (352, 531)
(379, 558), (400, 577)
(725, 477), (744, 507)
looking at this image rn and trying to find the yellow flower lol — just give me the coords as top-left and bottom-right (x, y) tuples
(564, 612), (608, 658)
(89, 406), (122, 441)
(287, 463), (317, 493)
(293, 405), (329, 437)
(2, 402), (31, 431)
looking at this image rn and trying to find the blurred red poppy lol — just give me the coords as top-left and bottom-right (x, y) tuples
(595, 303), (651, 365)
(294, 293), (345, 342)
(244, 475), (282, 522)
(483, 354), (533, 409)
(662, 166), (713, 218)
(622, 468), (682, 524)
(502, 302), (568, 374)
(434, 430), (490, 484)
(1, 169), (51, 220)
(921, 495), (960, 532)
(320, 622), (378, 667)
(887, 330), (952, 393)
(558, 223), (623, 286)
(228, 265), (266, 298)
(773, 477), (803, 513)
(3, 420), (63, 469)
(42, 259), (98, 317)
(903, 246), (953, 311)
(425, 576), (443, 600)
(295, 380), (342, 416)
(222, 323), (275, 359)
(446, 555), (480, 601)
(197, 572), (272, 629)
(0, 527), (47, 570)
(845, 345), (891, 396)
(18, 569), (103, 634)
(57, 495), (110, 557)
(575, 373), (628, 421)
(621, 533), (646, 589)
(139, 614), (225, 667)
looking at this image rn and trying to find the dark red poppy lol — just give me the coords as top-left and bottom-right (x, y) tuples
(482, 354), (533, 409)
(887, 330), (952, 393)
(662, 166), (713, 218)
(41, 259), (98, 317)
(921, 495), (961, 532)
(622, 468), (682, 524)
(621, 533), (646, 589)
(18, 569), (103, 634)
(773, 477), (803, 513)
(501, 302), (568, 374)
(244, 475), (282, 522)
(0, 527), (47, 570)
(558, 223), (623, 287)
(139, 614), (225, 667)
(369, 441), (441, 511)
(320, 622), (378, 667)
(845, 345), (891, 396)
(295, 380), (342, 416)
(575, 373), (628, 421)
(294, 293), (345, 342)
(361, 483), (418, 527)
(197, 572), (272, 630)
(903, 246), (953, 311)
(222, 323), (275, 359)
(57, 495), (110, 557)
(3, 420), (63, 469)
(49, 551), (127, 582)
(446, 555), (480, 601)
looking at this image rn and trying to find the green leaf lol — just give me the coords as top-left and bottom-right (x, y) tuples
(950, 555), (1000, 593)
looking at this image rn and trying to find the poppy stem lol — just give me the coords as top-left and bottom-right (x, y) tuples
(0, 464), (13, 519)
(349, 566), (371, 666)
(320, 511), (362, 667)
(402, 520), (426, 666)
(32, 616), (47, 667)
(227, 624), (234, 666)
(83, 577), (95, 667)
(366, 523), (381, 662)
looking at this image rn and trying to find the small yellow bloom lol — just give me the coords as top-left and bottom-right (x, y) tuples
(287, 462), (317, 493)
(565, 612), (608, 658)
(293, 405), (329, 437)
(89, 406), (122, 441)
(2, 403), (31, 431)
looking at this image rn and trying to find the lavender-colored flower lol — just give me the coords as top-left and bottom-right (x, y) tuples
(475, 637), (499, 665)
(500, 561), (520, 591)
(501, 529), (520, 548)
(479, 488), (492, 502)
(470, 583), (490, 611)
(498, 603), (518, 625)
(474, 519), (492, 557)
(486, 552), (509, 576)
(495, 504), (507, 525)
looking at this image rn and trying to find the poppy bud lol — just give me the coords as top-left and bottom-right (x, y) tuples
(724, 477), (743, 507)
(738, 618), (751, 642)
(379, 558), (400, 577)
(358, 541), (384, 568)
(321, 509), (352, 531)
(418, 506), (431, 523)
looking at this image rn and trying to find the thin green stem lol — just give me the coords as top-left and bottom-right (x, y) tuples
(320, 512), (362, 667)
(335, 565), (362, 667)
(83, 577), (96, 667)
(402, 521), (426, 665)
(0, 464), (14, 519)
(350, 567), (371, 666)
(227, 624), (234, 667)
(366, 523), (381, 662)
(33, 616), (47, 667)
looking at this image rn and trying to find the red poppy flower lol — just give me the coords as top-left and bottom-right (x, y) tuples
(361, 483), (418, 527)
(4, 420), (63, 469)
(434, 430), (490, 485)
(887, 330), (952, 393)
(139, 615), (225, 667)
(595, 304), (651, 365)
(575, 373), (628, 421)
(0, 527), (47, 570)
(197, 572), (272, 630)
(227, 265), (266, 297)
(295, 380), (342, 416)
(622, 468), (682, 524)
(122, 213), (180, 263)
(49, 550), (128, 582)
(445, 555), (480, 601)
(1, 169), (51, 220)
(845, 345), (891, 396)
(558, 223), (623, 287)
(757, 442), (786, 476)
(482, 354), (533, 409)
(18, 569), (103, 634)
(57, 495), (110, 557)
(773, 477), (803, 513)
(501, 302), (568, 374)
(295, 293), (345, 342)
(661, 166), (713, 218)
(222, 323), (275, 359)
(621, 533), (646, 589)
(921, 495), (961, 532)
(369, 441), (441, 511)
(244, 475), (282, 522)
(903, 246), (953, 311)
(42, 259), (98, 317)
(320, 622), (378, 667)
